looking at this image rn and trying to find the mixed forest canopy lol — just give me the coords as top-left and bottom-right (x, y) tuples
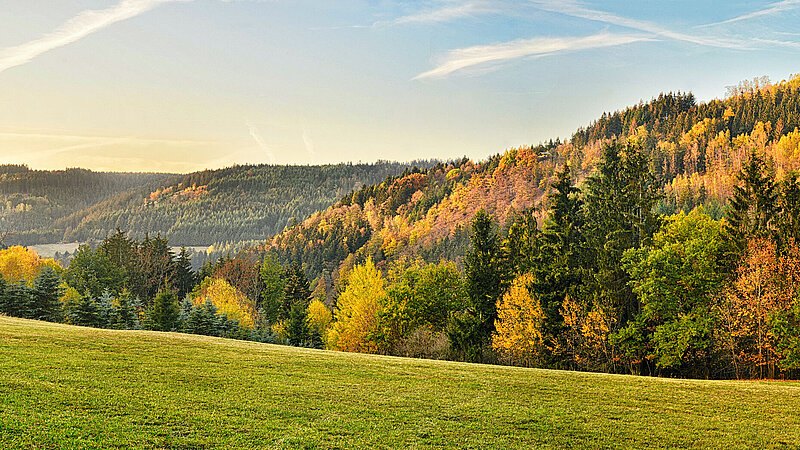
(3, 74), (800, 379)
(0, 161), (432, 247)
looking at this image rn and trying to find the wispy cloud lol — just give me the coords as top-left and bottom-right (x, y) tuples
(701, 0), (800, 27)
(302, 130), (317, 163)
(387, 1), (496, 26)
(414, 31), (652, 80)
(526, 0), (751, 49)
(246, 121), (276, 164)
(0, 0), (192, 74)
(0, 130), (217, 158)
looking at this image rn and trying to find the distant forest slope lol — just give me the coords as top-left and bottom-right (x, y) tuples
(0, 166), (171, 245)
(257, 75), (800, 280)
(1, 162), (431, 246)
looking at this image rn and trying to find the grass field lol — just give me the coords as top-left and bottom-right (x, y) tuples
(1, 317), (799, 449)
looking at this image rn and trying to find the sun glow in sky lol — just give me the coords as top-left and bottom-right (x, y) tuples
(1, 0), (800, 172)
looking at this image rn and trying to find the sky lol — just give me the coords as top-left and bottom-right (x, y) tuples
(1, 1), (799, 173)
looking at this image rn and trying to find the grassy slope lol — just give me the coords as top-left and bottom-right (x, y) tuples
(1, 317), (799, 449)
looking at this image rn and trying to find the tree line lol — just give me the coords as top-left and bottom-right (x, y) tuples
(2, 140), (797, 379)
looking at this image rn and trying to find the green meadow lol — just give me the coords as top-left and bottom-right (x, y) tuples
(1, 316), (798, 449)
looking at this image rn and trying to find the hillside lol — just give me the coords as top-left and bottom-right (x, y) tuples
(2, 316), (798, 448)
(0, 165), (171, 245)
(257, 75), (800, 280)
(2, 162), (426, 246)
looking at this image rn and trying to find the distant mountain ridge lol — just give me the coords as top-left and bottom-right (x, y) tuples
(1, 161), (433, 247)
(0, 166), (172, 245)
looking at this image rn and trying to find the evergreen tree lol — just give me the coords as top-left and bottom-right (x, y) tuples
(286, 303), (310, 346)
(451, 210), (505, 362)
(98, 229), (137, 288)
(726, 151), (778, 251)
(583, 142), (662, 328)
(0, 274), (9, 316)
(143, 291), (179, 332)
(281, 263), (310, 321)
(260, 256), (286, 324)
(174, 247), (197, 299)
(185, 300), (219, 336)
(31, 266), (63, 322)
(64, 245), (124, 299)
(96, 291), (116, 327)
(112, 289), (140, 329)
(0, 283), (33, 318)
(69, 295), (104, 328)
(466, 210), (504, 332)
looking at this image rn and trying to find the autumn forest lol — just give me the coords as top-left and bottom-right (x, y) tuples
(4, 75), (800, 380)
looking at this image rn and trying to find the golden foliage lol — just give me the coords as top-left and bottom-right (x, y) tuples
(193, 277), (255, 328)
(0, 246), (60, 284)
(328, 258), (386, 353)
(307, 299), (333, 344)
(492, 273), (546, 366)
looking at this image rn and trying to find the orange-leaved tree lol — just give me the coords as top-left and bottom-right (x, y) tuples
(722, 238), (800, 378)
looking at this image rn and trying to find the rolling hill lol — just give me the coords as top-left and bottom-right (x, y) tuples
(1, 316), (798, 448)
(256, 75), (800, 280)
(1, 162), (428, 247)
(0, 165), (171, 245)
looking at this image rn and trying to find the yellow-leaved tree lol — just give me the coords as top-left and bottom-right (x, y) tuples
(306, 299), (333, 345)
(193, 277), (255, 328)
(0, 246), (60, 284)
(328, 258), (385, 353)
(492, 273), (546, 366)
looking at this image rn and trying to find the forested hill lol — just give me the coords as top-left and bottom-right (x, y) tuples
(257, 74), (800, 280)
(0, 166), (171, 244)
(2, 162), (432, 246)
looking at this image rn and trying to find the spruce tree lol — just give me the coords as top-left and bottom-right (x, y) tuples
(69, 296), (103, 327)
(286, 303), (310, 346)
(174, 247), (196, 299)
(144, 291), (179, 332)
(450, 209), (505, 362)
(281, 263), (310, 321)
(185, 300), (219, 336)
(465, 209), (504, 333)
(726, 151), (779, 251)
(31, 266), (63, 322)
(0, 275), (9, 316)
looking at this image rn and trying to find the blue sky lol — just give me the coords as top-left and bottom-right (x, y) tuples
(1, 0), (799, 172)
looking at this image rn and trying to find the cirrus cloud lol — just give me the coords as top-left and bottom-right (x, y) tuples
(413, 31), (654, 80)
